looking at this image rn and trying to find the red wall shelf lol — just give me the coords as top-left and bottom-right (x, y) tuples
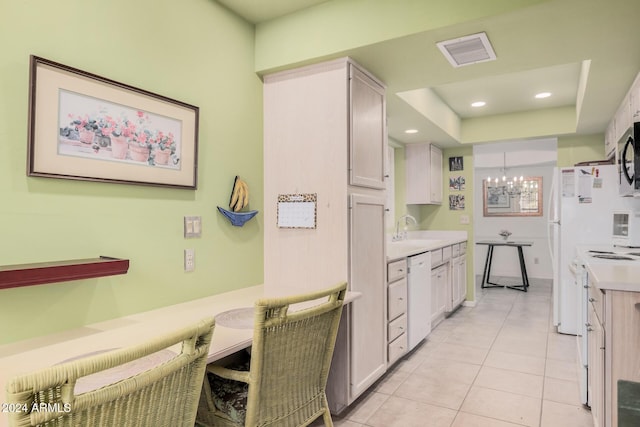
(0, 257), (129, 290)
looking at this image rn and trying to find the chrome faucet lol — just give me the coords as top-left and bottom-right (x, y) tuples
(393, 214), (417, 241)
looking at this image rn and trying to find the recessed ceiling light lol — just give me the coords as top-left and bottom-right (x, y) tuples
(471, 101), (486, 107)
(535, 92), (552, 99)
(404, 129), (419, 134)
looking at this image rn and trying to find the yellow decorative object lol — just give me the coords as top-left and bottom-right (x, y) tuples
(218, 176), (258, 227)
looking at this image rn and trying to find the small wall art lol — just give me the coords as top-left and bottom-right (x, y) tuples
(449, 176), (465, 191)
(449, 194), (465, 210)
(448, 156), (463, 171)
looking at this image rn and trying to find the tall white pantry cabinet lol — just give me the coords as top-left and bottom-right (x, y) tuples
(263, 57), (388, 412)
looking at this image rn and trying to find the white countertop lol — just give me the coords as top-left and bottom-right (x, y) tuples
(387, 230), (468, 261)
(577, 245), (640, 292)
(0, 285), (360, 426)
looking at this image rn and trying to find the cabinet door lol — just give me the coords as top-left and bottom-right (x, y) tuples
(437, 264), (448, 316)
(405, 143), (443, 205)
(588, 301), (605, 427)
(430, 268), (439, 323)
(449, 257), (459, 312)
(430, 264), (448, 324)
(458, 255), (467, 306)
(429, 145), (443, 203)
(349, 193), (387, 399)
(349, 65), (386, 189)
(631, 73), (640, 122)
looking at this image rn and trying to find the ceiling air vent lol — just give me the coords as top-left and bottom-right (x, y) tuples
(436, 32), (497, 68)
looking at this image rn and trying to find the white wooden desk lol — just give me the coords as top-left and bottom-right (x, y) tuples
(0, 285), (359, 427)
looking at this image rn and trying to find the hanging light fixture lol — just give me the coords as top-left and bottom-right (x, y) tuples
(487, 153), (524, 195)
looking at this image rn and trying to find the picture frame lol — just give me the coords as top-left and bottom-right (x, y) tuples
(27, 56), (199, 189)
(449, 194), (465, 210)
(483, 177), (543, 217)
(449, 176), (465, 191)
(485, 185), (511, 208)
(448, 156), (463, 171)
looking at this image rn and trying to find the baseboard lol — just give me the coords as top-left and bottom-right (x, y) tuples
(462, 300), (476, 307)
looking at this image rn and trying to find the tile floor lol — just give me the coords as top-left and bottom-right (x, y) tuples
(317, 276), (594, 427)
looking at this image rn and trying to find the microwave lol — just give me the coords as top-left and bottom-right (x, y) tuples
(618, 122), (640, 196)
(612, 210), (640, 247)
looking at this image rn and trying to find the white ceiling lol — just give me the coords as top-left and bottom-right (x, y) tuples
(217, 0), (640, 148)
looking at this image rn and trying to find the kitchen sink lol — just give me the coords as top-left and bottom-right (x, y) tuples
(387, 239), (443, 258)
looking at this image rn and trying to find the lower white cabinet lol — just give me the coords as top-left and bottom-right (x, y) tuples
(448, 242), (467, 312)
(386, 259), (408, 365)
(430, 263), (448, 327)
(348, 193), (387, 400)
(587, 297), (604, 427)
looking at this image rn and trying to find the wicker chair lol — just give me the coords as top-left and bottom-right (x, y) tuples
(197, 282), (347, 427)
(6, 317), (215, 427)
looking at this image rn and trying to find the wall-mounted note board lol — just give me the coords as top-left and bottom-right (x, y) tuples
(277, 193), (317, 229)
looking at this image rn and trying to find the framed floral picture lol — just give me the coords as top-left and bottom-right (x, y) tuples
(27, 56), (199, 189)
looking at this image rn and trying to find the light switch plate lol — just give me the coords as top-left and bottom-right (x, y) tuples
(184, 216), (202, 238)
(460, 214), (470, 224)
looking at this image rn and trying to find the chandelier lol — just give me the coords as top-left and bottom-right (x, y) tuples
(487, 153), (524, 196)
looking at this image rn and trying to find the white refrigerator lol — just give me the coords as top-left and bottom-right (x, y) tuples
(548, 164), (636, 334)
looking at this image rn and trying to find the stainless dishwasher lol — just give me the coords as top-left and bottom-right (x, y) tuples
(407, 252), (431, 350)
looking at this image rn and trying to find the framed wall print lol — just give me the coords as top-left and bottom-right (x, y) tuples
(27, 55), (199, 189)
(448, 156), (463, 171)
(483, 177), (543, 217)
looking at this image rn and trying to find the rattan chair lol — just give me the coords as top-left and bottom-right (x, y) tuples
(197, 282), (347, 427)
(6, 317), (215, 427)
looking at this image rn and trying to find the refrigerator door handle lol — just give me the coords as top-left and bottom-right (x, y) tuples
(548, 169), (561, 327)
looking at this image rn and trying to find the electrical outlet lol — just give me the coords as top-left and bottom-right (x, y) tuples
(184, 249), (195, 272)
(460, 214), (470, 224)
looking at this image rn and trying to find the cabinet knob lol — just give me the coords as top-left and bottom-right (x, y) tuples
(589, 297), (596, 302)
(585, 323), (592, 327)
(587, 327), (594, 332)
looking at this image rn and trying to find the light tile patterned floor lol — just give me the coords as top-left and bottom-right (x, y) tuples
(316, 276), (594, 427)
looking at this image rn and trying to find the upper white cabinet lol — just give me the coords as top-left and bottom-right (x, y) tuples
(604, 120), (616, 161)
(350, 66), (387, 189)
(405, 143), (443, 205)
(614, 97), (631, 143)
(630, 72), (640, 122)
(608, 71), (640, 158)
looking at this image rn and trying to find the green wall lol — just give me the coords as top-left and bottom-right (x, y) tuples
(557, 134), (606, 166)
(0, 0), (264, 344)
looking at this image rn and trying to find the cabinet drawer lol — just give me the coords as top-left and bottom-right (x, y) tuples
(589, 283), (605, 323)
(442, 245), (452, 261)
(460, 241), (467, 255)
(388, 313), (407, 342)
(452, 244), (460, 257)
(387, 259), (407, 282)
(388, 333), (408, 365)
(388, 278), (407, 321)
(431, 249), (443, 267)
